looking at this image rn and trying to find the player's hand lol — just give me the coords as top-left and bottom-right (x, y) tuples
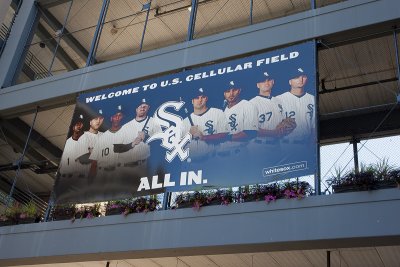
(276, 118), (297, 136)
(189, 126), (203, 139)
(133, 137), (142, 145)
(137, 131), (145, 141)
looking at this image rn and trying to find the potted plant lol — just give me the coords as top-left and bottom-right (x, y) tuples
(52, 204), (76, 221)
(0, 205), (18, 227)
(105, 200), (127, 216)
(18, 201), (40, 224)
(328, 161), (399, 193)
(131, 196), (160, 213)
(74, 204), (101, 220)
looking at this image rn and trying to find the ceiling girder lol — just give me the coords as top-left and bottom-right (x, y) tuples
(38, 5), (89, 62)
(0, 118), (61, 172)
(36, 23), (79, 71)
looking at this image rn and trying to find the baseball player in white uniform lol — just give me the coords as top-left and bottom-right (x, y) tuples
(89, 105), (125, 186)
(75, 109), (104, 166)
(58, 115), (90, 179)
(56, 114), (91, 202)
(182, 88), (228, 161)
(248, 72), (287, 159)
(116, 99), (161, 183)
(276, 67), (315, 163)
(219, 80), (258, 156)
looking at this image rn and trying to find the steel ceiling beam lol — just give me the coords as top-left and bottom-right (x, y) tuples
(0, 118), (61, 172)
(38, 0), (72, 9)
(36, 22), (79, 71)
(38, 5), (89, 63)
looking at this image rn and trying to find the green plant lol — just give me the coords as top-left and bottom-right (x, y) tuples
(20, 201), (38, 218)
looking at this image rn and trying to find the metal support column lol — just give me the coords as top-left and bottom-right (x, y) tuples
(7, 106), (39, 205)
(393, 29), (400, 100)
(86, 0), (110, 67)
(311, 0), (316, 9)
(140, 1), (152, 53)
(314, 40), (321, 195)
(352, 137), (360, 174)
(187, 0), (198, 41)
(0, 0), (39, 88)
(327, 251), (331, 267)
(249, 0), (253, 25)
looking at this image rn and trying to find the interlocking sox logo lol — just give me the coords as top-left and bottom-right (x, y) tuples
(147, 101), (192, 163)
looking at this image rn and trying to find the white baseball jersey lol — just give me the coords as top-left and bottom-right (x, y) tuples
(89, 129), (123, 168)
(276, 92), (315, 141)
(249, 95), (285, 131)
(81, 131), (103, 153)
(182, 107), (227, 158)
(224, 100), (258, 134)
(118, 116), (162, 163)
(59, 136), (91, 176)
(220, 100), (258, 152)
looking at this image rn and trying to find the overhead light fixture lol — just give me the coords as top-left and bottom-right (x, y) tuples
(110, 24), (118, 35)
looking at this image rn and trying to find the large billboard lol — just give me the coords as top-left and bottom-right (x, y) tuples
(54, 41), (317, 204)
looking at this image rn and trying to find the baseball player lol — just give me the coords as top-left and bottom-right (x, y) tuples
(182, 87), (228, 161)
(58, 114), (91, 179)
(56, 114), (93, 202)
(114, 99), (161, 186)
(89, 105), (125, 184)
(75, 109), (104, 165)
(276, 67), (315, 144)
(218, 80), (258, 156)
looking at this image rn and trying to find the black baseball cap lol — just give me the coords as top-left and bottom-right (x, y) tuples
(88, 108), (104, 120)
(289, 67), (307, 79)
(190, 87), (208, 99)
(259, 71), (274, 81)
(134, 98), (149, 108)
(225, 80), (241, 91)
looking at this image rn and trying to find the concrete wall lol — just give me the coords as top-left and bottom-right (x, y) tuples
(0, 189), (399, 266)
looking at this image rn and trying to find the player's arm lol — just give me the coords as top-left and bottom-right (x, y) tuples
(75, 153), (91, 164)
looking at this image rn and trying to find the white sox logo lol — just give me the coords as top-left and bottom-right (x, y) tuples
(228, 114), (238, 131)
(147, 101), (192, 163)
(205, 120), (215, 135)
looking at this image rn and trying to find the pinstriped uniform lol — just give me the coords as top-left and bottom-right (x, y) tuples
(276, 92), (315, 142)
(81, 131), (103, 152)
(59, 136), (91, 177)
(182, 107), (227, 159)
(118, 116), (162, 163)
(220, 100), (258, 153)
(89, 129), (123, 172)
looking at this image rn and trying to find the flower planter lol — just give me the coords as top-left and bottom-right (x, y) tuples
(105, 208), (123, 216)
(176, 202), (192, 209)
(0, 220), (15, 227)
(52, 208), (76, 221)
(17, 218), (36, 225)
(333, 181), (397, 193)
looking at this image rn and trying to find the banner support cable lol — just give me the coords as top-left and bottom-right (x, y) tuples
(85, 0), (110, 67)
(47, 0), (73, 76)
(7, 106), (39, 206)
(139, 1), (152, 53)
